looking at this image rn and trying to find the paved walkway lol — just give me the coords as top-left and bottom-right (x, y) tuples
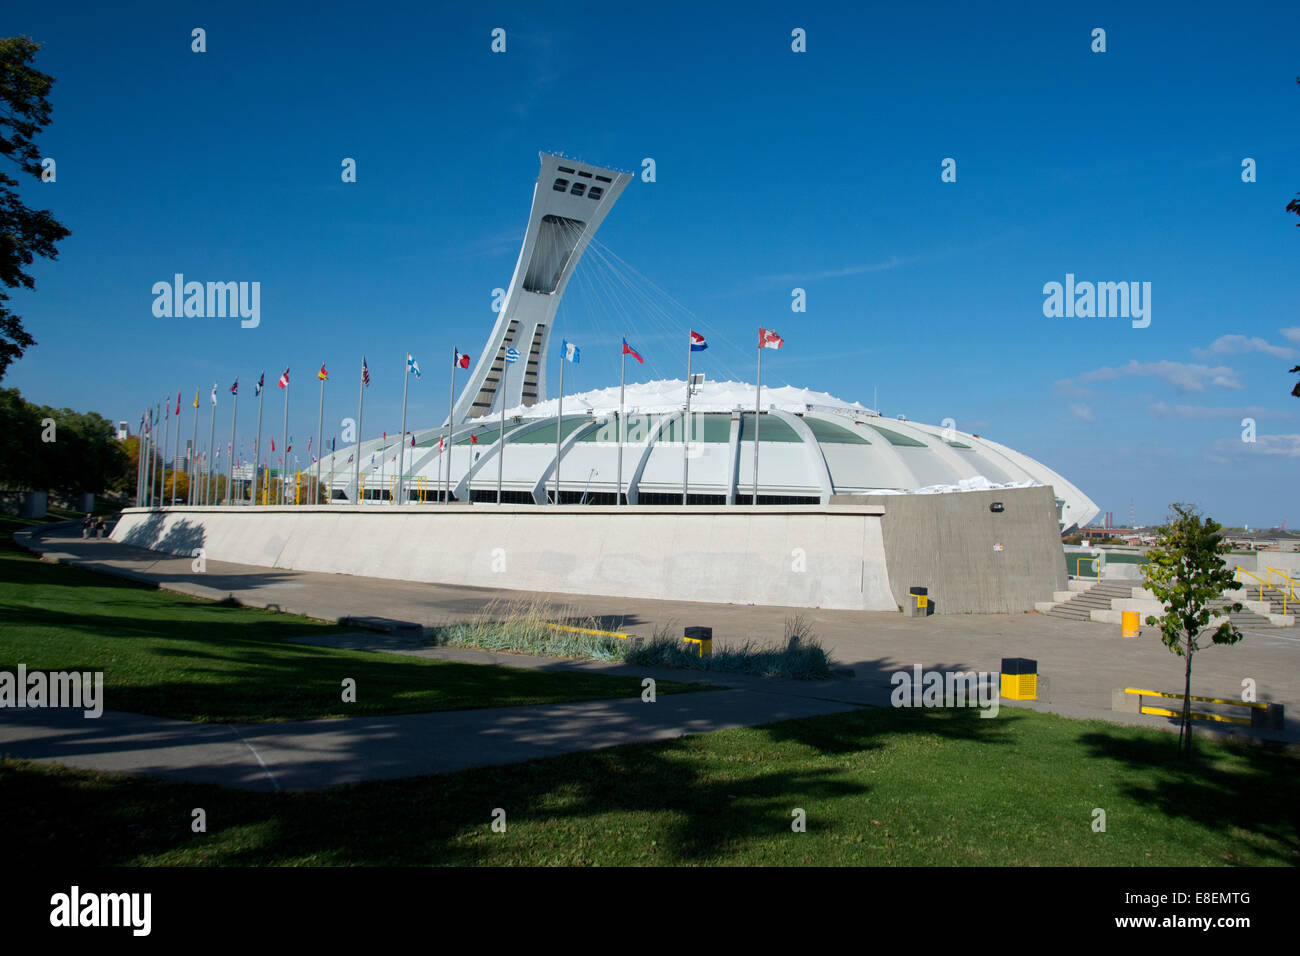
(4, 523), (1296, 791)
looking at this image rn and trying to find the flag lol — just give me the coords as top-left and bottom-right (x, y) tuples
(346, 454), (354, 464)
(175, 391), (181, 415)
(254, 372), (264, 397)
(622, 338), (644, 363)
(759, 328), (785, 349)
(307, 437), (312, 453)
(562, 339), (580, 363)
(470, 434), (478, 444)
(164, 399), (169, 420)
(407, 354), (421, 378)
(505, 347), (520, 364)
(210, 383), (218, 406)
(454, 349), (470, 369)
(361, 357), (370, 387)
(270, 438), (275, 452)
(318, 363), (328, 381)
(230, 378), (239, 395)
(278, 367), (290, 388)
(410, 434), (415, 447)
(438, 437), (445, 451)
(193, 389), (200, 408)
(690, 330), (708, 351)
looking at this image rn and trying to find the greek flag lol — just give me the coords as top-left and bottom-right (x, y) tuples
(505, 347), (520, 364)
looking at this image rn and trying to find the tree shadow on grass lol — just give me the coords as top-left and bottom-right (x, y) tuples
(1076, 729), (1300, 865)
(1, 704), (1017, 866)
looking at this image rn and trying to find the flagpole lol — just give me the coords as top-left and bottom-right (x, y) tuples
(206, 389), (217, 507)
(151, 408), (159, 506)
(160, 404), (168, 506)
(617, 343), (626, 506)
(355, 361), (366, 505)
(497, 356), (507, 504)
(143, 412), (152, 507)
(315, 369), (325, 506)
(683, 339), (693, 505)
(754, 341), (762, 505)
(329, 438), (335, 505)
(281, 375), (290, 507)
(398, 357), (409, 507)
(172, 396), (182, 504)
(189, 394), (199, 506)
(145, 412), (154, 507)
(228, 387), (238, 506)
(445, 355), (456, 504)
(554, 347), (565, 505)
(134, 413), (143, 507)
(253, 376), (264, 505)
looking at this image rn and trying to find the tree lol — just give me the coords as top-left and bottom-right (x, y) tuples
(0, 37), (71, 380)
(1142, 503), (1244, 758)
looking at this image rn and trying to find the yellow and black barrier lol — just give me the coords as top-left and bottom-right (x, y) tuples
(683, 626), (713, 658)
(546, 623), (630, 640)
(1113, 687), (1284, 729)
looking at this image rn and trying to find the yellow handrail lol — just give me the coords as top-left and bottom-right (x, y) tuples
(1073, 555), (1101, 580)
(1265, 566), (1297, 601)
(1234, 566), (1289, 614)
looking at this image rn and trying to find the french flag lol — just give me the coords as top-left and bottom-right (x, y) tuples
(689, 330), (707, 352)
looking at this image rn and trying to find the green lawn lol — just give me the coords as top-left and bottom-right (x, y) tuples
(2, 705), (1295, 866)
(0, 525), (705, 722)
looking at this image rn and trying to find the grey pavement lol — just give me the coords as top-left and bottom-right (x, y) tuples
(4, 522), (1297, 791)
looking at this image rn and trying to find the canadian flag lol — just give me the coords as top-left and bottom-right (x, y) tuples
(759, 328), (785, 349)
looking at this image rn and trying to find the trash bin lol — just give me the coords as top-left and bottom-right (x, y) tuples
(908, 586), (928, 611)
(1121, 610), (1140, 638)
(1000, 658), (1038, 700)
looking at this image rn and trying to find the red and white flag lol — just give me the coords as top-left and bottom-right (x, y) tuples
(278, 367), (290, 388)
(759, 328), (785, 349)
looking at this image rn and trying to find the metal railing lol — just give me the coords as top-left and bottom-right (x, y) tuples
(1234, 566), (1289, 614)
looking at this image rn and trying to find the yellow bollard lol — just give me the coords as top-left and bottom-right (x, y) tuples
(296, 471), (301, 505)
(1121, 610), (1140, 638)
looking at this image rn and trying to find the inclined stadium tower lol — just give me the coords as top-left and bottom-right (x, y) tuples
(319, 152), (1100, 534)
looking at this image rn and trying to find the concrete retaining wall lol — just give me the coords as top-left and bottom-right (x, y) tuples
(111, 503), (897, 612)
(833, 486), (1068, 614)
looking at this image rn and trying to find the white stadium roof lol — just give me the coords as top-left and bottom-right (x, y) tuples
(320, 379), (1100, 532)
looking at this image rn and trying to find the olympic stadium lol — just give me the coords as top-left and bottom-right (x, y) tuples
(316, 152), (1100, 534)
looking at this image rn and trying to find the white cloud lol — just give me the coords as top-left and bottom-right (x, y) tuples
(1064, 359), (1243, 393)
(1192, 334), (1298, 361)
(1069, 403), (1094, 421)
(1279, 327), (1300, 345)
(1207, 434), (1300, 462)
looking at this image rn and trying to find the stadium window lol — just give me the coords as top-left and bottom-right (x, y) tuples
(553, 178), (569, 191)
(570, 182), (586, 196)
(588, 186), (604, 200)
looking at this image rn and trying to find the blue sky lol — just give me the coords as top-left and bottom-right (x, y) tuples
(5, 1), (1298, 527)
